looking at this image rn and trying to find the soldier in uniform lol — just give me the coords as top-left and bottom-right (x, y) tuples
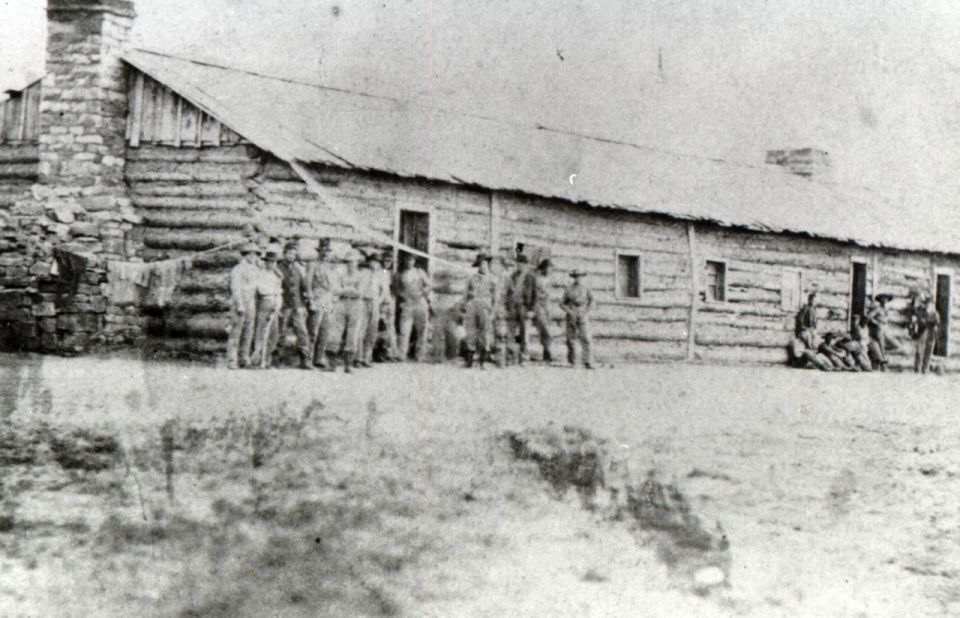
(358, 253), (390, 368)
(795, 291), (819, 348)
(912, 291), (940, 374)
(506, 253), (532, 364)
(492, 255), (514, 367)
(561, 269), (594, 369)
(529, 258), (554, 362)
(379, 252), (399, 361)
(306, 239), (335, 369)
(276, 242), (313, 369)
(250, 244), (284, 369)
(463, 251), (498, 368)
(866, 293), (897, 371)
(335, 249), (365, 373)
(226, 242), (261, 369)
(397, 253), (432, 362)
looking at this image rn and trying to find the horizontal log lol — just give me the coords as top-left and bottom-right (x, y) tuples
(133, 195), (253, 211)
(694, 345), (788, 365)
(163, 291), (231, 313)
(592, 339), (687, 362)
(143, 337), (225, 358)
(143, 228), (244, 250)
(127, 144), (259, 163)
(695, 325), (791, 348)
(0, 144), (39, 163)
(147, 313), (228, 339)
(142, 210), (255, 230)
(0, 163), (39, 179)
(126, 160), (260, 182)
(129, 181), (252, 198)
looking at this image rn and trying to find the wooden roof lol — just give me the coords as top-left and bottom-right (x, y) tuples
(123, 48), (960, 256)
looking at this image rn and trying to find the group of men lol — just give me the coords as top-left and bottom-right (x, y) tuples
(787, 288), (941, 374)
(225, 240), (596, 371)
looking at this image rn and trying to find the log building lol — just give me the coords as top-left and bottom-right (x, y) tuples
(1, 0), (959, 369)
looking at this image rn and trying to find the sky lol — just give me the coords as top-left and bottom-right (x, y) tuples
(3, 0), (960, 207)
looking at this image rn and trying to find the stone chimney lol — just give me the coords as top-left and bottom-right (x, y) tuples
(765, 148), (832, 178)
(41, 0), (134, 201)
(16, 0), (144, 353)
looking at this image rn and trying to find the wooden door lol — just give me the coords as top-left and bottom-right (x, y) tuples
(935, 273), (951, 357)
(398, 210), (430, 270)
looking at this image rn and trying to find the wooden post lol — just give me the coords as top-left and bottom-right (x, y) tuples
(686, 222), (698, 360)
(173, 96), (182, 147)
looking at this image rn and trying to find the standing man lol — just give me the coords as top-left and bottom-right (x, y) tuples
(358, 253), (390, 368)
(528, 258), (554, 363)
(561, 269), (594, 369)
(277, 242), (313, 369)
(250, 244), (284, 369)
(336, 249), (365, 373)
(795, 291), (819, 347)
(506, 253), (532, 365)
(397, 253), (432, 362)
(866, 293), (897, 371)
(378, 252), (399, 361)
(226, 242), (261, 369)
(306, 239), (335, 369)
(463, 251), (498, 368)
(912, 291), (940, 374)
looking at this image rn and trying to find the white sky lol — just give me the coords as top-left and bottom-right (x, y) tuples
(3, 0), (960, 207)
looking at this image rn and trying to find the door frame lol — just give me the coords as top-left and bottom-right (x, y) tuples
(393, 203), (434, 273)
(849, 256), (869, 327)
(934, 267), (952, 357)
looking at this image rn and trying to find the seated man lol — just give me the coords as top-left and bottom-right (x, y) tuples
(842, 318), (873, 371)
(787, 335), (834, 371)
(819, 331), (858, 371)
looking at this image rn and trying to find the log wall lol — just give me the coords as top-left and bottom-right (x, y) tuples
(126, 139), (960, 370)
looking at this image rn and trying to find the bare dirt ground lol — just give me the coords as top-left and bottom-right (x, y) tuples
(0, 353), (959, 616)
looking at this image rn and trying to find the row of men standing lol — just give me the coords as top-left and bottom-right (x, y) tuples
(226, 239), (429, 372)
(225, 240), (595, 371)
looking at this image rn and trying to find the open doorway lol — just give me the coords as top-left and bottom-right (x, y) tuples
(849, 260), (868, 328)
(935, 272), (951, 357)
(397, 209), (430, 271)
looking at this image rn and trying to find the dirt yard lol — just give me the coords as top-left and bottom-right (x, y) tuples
(0, 353), (958, 616)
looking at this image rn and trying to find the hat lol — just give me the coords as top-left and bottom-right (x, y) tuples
(343, 249), (363, 263)
(875, 293), (894, 303)
(515, 253), (529, 264)
(569, 269), (586, 278)
(239, 242), (259, 255)
(283, 241), (299, 254)
(264, 244), (283, 259)
(473, 251), (493, 267)
(538, 258), (552, 270)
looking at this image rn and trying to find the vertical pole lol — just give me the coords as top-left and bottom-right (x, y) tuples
(686, 222), (698, 360)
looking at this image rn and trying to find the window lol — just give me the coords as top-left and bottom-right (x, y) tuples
(616, 253), (641, 299)
(704, 260), (726, 302)
(781, 269), (803, 311)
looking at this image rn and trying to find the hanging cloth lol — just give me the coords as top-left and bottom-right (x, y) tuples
(52, 248), (88, 301)
(107, 261), (150, 306)
(143, 258), (189, 308)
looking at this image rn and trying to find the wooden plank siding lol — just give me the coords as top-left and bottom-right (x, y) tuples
(0, 81), (41, 145)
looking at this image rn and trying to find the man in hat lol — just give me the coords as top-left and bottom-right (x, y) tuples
(335, 248), (365, 372)
(561, 269), (594, 369)
(250, 244), (284, 369)
(911, 290), (940, 374)
(358, 253), (391, 368)
(528, 258), (554, 362)
(397, 252), (432, 362)
(463, 251), (498, 368)
(226, 242), (261, 369)
(378, 252), (400, 361)
(505, 252), (532, 364)
(492, 255), (515, 367)
(306, 238), (335, 368)
(276, 241), (313, 369)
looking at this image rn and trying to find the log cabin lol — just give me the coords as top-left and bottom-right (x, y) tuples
(1, 0), (960, 369)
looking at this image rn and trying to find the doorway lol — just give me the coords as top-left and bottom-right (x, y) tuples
(397, 209), (430, 271)
(935, 272), (951, 357)
(849, 260), (868, 328)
